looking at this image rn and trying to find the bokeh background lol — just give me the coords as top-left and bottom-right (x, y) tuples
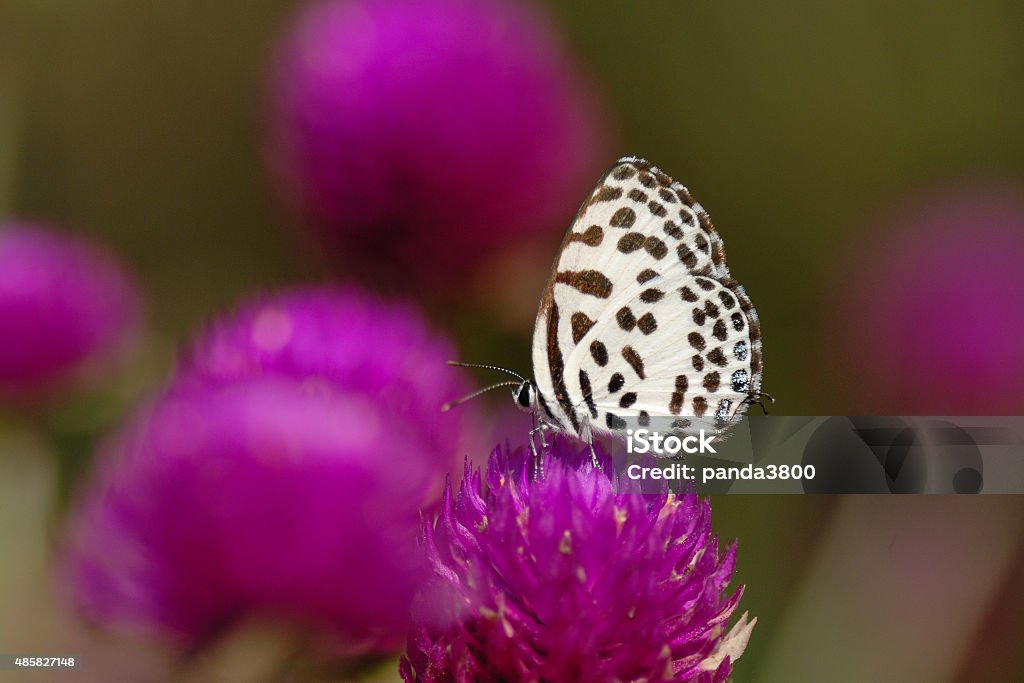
(2, 1), (1024, 681)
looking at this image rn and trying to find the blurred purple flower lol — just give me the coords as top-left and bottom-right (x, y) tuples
(0, 223), (140, 396)
(268, 0), (609, 289)
(401, 438), (755, 682)
(833, 182), (1024, 414)
(180, 287), (471, 467)
(62, 287), (476, 653)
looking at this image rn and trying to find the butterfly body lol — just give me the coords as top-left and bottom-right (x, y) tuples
(522, 156), (764, 447)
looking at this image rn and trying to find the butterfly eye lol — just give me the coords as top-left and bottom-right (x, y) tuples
(515, 382), (534, 411)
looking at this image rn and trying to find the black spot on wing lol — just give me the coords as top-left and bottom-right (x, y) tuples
(569, 225), (604, 246)
(703, 372), (720, 392)
(707, 347), (728, 367)
(639, 288), (664, 303)
(570, 312), (595, 344)
(616, 307), (637, 331)
(643, 236), (667, 259)
(606, 413), (627, 430)
(579, 370), (598, 419)
(669, 374), (688, 415)
(694, 276), (716, 291)
(618, 233), (645, 253)
(677, 243), (697, 269)
(628, 188), (648, 204)
(693, 396), (709, 417)
(590, 185), (623, 204)
(732, 369), (750, 393)
(555, 270), (613, 298)
(637, 313), (657, 335)
(546, 303), (578, 433)
(612, 165), (636, 181)
(680, 206), (697, 226)
(636, 269), (659, 284)
(622, 346), (645, 379)
(609, 207), (636, 228)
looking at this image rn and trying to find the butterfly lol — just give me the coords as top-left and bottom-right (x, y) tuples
(448, 156), (767, 468)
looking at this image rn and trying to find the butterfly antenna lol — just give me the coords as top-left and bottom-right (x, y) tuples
(446, 361), (525, 382)
(441, 381), (521, 412)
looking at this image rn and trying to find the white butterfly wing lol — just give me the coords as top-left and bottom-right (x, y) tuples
(567, 272), (763, 434)
(531, 156), (762, 437)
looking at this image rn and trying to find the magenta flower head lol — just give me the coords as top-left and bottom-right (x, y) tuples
(832, 182), (1024, 414)
(0, 223), (140, 396)
(268, 0), (608, 289)
(61, 287), (476, 653)
(401, 438), (755, 682)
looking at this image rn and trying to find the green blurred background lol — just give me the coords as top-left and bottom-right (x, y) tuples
(3, 1), (1024, 681)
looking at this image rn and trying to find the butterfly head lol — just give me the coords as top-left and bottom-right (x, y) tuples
(513, 380), (538, 413)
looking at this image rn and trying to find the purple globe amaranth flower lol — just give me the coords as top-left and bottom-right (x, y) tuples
(180, 286), (472, 470)
(0, 223), (140, 396)
(401, 438), (755, 683)
(268, 0), (609, 290)
(832, 182), (1024, 414)
(62, 287), (477, 654)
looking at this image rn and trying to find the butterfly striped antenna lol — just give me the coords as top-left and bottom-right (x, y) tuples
(441, 380), (521, 412)
(446, 360), (525, 381)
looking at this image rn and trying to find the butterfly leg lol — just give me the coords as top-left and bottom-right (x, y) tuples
(528, 421), (551, 480)
(588, 438), (601, 470)
(578, 419), (601, 470)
